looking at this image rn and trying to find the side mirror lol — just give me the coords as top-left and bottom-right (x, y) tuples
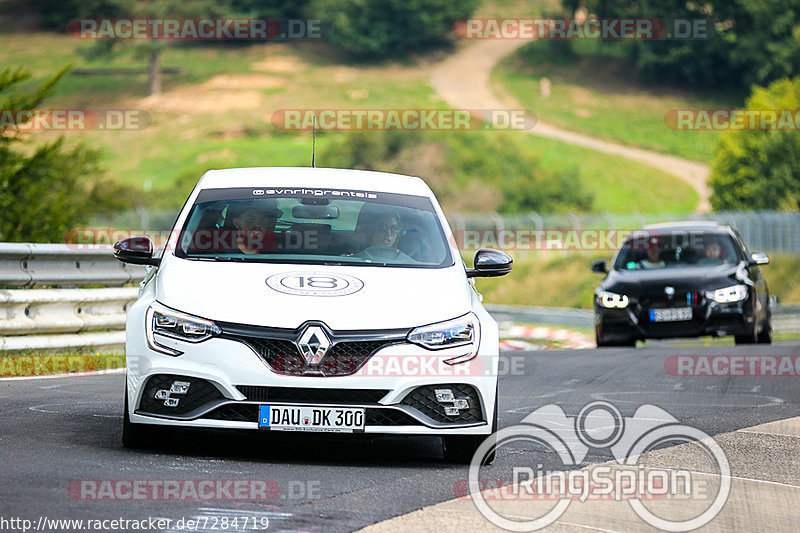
(591, 259), (608, 273)
(750, 252), (769, 266)
(466, 248), (512, 278)
(114, 236), (159, 266)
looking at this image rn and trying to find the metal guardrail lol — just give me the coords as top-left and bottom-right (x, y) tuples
(0, 244), (146, 352)
(0, 243), (146, 287)
(487, 303), (800, 335)
(449, 211), (800, 255)
(485, 304), (593, 330)
(0, 243), (797, 352)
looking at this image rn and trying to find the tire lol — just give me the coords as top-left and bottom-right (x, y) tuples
(757, 313), (773, 344)
(596, 331), (636, 348)
(734, 320), (757, 345)
(442, 383), (499, 465)
(122, 383), (156, 449)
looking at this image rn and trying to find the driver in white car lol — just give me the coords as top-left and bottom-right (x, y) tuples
(367, 212), (401, 248)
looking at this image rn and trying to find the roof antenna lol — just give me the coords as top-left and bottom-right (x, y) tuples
(311, 114), (316, 168)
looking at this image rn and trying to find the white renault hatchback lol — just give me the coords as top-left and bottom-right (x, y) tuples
(115, 167), (512, 462)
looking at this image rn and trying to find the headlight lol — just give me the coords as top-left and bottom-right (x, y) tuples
(705, 284), (748, 303)
(146, 302), (221, 356)
(407, 313), (480, 365)
(597, 290), (629, 308)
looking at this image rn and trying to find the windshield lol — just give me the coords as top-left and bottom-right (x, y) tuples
(174, 187), (453, 268)
(613, 232), (742, 271)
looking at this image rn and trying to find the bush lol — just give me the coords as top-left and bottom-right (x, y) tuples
(710, 77), (800, 211)
(0, 66), (145, 242)
(563, 0), (800, 91)
(310, 0), (478, 59)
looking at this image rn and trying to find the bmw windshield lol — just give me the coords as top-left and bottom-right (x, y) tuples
(613, 231), (743, 271)
(175, 187), (454, 268)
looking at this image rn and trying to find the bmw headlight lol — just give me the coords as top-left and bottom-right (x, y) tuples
(705, 284), (748, 303)
(597, 290), (629, 309)
(146, 302), (221, 356)
(407, 313), (480, 365)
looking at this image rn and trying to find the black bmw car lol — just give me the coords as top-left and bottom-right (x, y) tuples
(591, 222), (772, 347)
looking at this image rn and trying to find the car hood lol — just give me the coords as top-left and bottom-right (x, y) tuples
(154, 257), (472, 330)
(601, 263), (749, 295)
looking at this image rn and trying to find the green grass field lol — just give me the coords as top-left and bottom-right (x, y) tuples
(494, 41), (742, 163)
(3, 32), (700, 214)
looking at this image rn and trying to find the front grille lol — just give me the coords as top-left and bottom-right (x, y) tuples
(242, 337), (400, 377)
(401, 384), (483, 424)
(236, 386), (389, 404)
(218, 321), (407, 377)
(202, 403), (421, 426)
(206, 403), (256, 422)
(138, 374), (224, 416)
(639, 292), (704, 309)
(365, 409), (419, 426)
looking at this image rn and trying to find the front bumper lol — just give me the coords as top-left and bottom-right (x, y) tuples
(126, 316), (499, 436)
(595, 298), (754, 341)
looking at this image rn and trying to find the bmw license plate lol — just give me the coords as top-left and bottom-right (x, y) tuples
(649, 307), (693, 322)
(258, 405), (365, 433)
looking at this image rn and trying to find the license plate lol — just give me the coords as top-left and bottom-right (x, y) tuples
(649, 307), (693, 322)
(258, 405), (365, 433)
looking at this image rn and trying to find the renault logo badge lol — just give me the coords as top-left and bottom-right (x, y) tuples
(296, 326), (331, 365)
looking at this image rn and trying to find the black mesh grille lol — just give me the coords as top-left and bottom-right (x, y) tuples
(639, 292), (704, 309)
(401, 384), (483, 424)
(365, 409), (419, 426)
(236, 336), (400, 377)
(236, 386), (389, 404)
(202, 403), (421, 427)
(206, 403), (258, 422)
(138, 374), (224, 416)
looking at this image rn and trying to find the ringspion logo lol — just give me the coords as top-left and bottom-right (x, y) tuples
(468, 401), (730, 531)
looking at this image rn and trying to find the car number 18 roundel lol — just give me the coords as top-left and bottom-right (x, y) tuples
(266, 271), (364, 297)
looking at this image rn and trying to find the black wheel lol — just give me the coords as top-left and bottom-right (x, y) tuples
(734, 320), (758, 345)
(122, 383), (156, 449)
(757, 313), (773, 344)
(595, 331), (608, 347)
(442, 384), (498, 465)
(596, 331), (636, 348)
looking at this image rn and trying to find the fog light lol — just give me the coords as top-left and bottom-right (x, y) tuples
(435, 389), (455, 402)
(155, 390), (170, 400)
(164, 397), (180, 407)
(170, 381), (191, 394)
(453, 398), (469, 409)
(444, 407), (460, 416)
